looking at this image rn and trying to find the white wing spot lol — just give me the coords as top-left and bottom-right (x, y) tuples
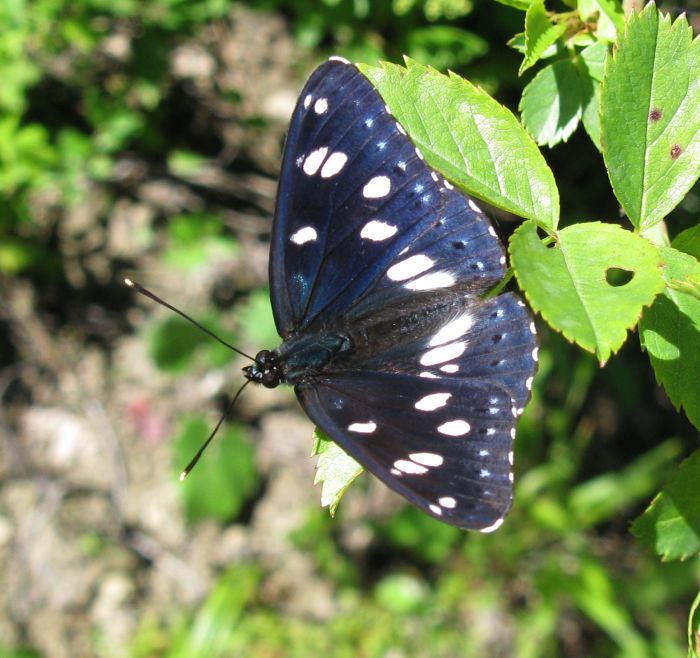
(394, 459), (428, 475)
(479, 449), (489, 457)
(429, 504), (443, 515)
(415, 146), (424, 160)
(532, 347), (539, 361)
(530, 322), (537, 335)
(479, 518), (504, 533)
(387, 254), (433, 281)
(328, 55), (350, 64)
(295, 155), (305, 167)
(468, 199), (482, 214)
(396, 122), (406, 135)
(421, 341), (466, 366)
(397, 160), (407, 171)
(303, 147), (328, 175)
(303, 94), (312, 109)
(444, 179), (454, 189)
(508, 472), (514, 482)
(314, 97), (329, 114)
(420, 371), (438, 378)
(363, 175), (391, 198)
(384, 104), (393, 116)
(431, 171), (439, 182)
(390, 468), (401, 476)
(526, 376), (534, 390)
(510, 428), (516, 439)
(440, 364), (459, 373)
(517, 407), (525, 416)
(405, 271), (455, 290)
(410, 452), (444, 467)
(437, 419), (471, 436)
(320, 151), (348, 178)
(487, 226), (497, 237)
(508, 451), (514, 465)
(480, 469), (491, 478)
(414, 392), (451, 411)
(360, 220), (397, 241)
(430, 314), (473, 346)
(500, 256), (506, 265)
(365, 117), (374, 128)
(439, 496), (457, 509)
(517, 300), (525, 307)
(348, 421), (376, 433)
(486, 428), (496, 436)
(290, 226), (318, 245)
(488, 407), (499, 415)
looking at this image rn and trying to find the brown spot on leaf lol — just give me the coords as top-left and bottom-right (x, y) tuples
(649, 108), (662, 122)
(670, 144), (682, 159)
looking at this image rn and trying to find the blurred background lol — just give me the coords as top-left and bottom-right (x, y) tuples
(1, 1), (699, 657)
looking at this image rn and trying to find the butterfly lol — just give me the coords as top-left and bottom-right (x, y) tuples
(244, 57), (538, 532)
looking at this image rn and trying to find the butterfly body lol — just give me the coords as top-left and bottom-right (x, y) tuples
(250, 58), (538, 532)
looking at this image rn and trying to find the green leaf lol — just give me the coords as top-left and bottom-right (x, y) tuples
(639, 246), (700, 429)
(174, 417), (259, 524)
(493, 0), (533, 9)
(601, 6), (700, 230)
(519, 0), (567, 75)
(359, 59), (559, 229)
(510, 220), (664, 363)
(238, 289), (280, 352)
(312, 429), (364, 516)
(672, 224), (700, 261)
(578, 0), (624, 41)
(520, 60), (589, 147)
(496, 0), (533, 11)
(579, 41), (608, 82)
(631, 449), (700, 561)
(581, 79), (602, 151)
(406, 26), (488, 71)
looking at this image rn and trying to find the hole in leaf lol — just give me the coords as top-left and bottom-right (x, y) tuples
(605, 267), (634, 287)
(536, 226), (556, 248)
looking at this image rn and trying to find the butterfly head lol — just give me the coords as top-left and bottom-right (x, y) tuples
(244, 349), (282, 389)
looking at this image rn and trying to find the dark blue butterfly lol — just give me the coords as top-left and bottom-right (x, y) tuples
(245, 57), (538, 532)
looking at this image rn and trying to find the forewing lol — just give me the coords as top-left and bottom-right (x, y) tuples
(298, 372), (517, 531)
(270, 59), (505, 337)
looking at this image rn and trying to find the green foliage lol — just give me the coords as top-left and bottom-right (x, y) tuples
(632, 450), (700, 561)
(311, 8), (700, 649)
(149, 315), (235, 373)
(601, 5), (700, 230)
(519, 0), (567, 75)
(312, 429), (364, 516)
(510, 221), (664, 363)
(173, 417), (259, 524)
(359, 59), (559, 228)
(0, 0), (230, 273)
(640, 246), (700, 429)
(163, 213), (239, 272)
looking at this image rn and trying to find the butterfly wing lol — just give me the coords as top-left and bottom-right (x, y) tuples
(270, 59), (505, 337)
(270, 58), (538, 530)
(298, 371), (517, 531)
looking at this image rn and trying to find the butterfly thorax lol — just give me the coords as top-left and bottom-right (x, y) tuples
(244, 332), (352, 387)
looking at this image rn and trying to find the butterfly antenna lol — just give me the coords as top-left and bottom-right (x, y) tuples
(123, 278), (255, 361)
(180, 379), (252, 479)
